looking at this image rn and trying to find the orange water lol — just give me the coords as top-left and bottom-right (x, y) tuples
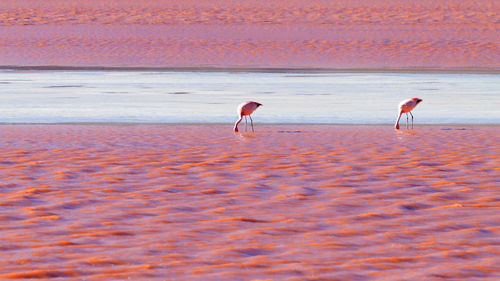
(1, 0), (499, 68)
(0, 125), (498, 280)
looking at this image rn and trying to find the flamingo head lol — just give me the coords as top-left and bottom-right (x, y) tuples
(413, 98), (423, 104)
(256, 102), (263, 107)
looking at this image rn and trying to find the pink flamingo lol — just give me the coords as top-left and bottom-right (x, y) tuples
(234, 101), (262, 133)
(395, 98), (423, 130)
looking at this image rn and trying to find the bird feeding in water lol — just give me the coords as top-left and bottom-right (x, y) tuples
(395, 98), (423, 130)
(234, 101), (262, 133)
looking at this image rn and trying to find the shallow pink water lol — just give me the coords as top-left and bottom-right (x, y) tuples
(1, 0), (499, 68)
(0, 125), (499, 280)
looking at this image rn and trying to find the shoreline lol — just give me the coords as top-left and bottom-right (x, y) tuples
(0, 123), (498, 126)
(2, 65), (500, 74)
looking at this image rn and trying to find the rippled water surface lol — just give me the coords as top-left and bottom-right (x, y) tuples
(0, 71), (499, 123)
(0, 125), (498, 280)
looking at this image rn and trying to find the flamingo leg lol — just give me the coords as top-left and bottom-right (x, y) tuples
(406, 113), (409, 129)
(410, 112), (414, 129)
(249, 115), (254, 132)
(244, 116), (248, 131)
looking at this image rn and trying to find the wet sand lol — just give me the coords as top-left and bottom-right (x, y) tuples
(0, 124), (498, 280)
(1, 0), (499, 68)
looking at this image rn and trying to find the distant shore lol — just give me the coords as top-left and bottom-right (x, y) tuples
(2, 66), (500, 74)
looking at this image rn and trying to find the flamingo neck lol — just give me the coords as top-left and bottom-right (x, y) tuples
(234, 115), (243, 132)
(395, 111), (403, 129)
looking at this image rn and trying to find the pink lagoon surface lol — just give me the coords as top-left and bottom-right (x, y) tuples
(1, 0), (500, 280)
(0, 0), (499, 68)
(0, 125), (499, 280)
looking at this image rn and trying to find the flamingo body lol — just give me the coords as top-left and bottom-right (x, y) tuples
(395, 98), (423, 129)
(234, 101), (262, 132)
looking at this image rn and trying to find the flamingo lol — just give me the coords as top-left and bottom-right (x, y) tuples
(395, 98), (423, 130)
(233, 101), (262, 133)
